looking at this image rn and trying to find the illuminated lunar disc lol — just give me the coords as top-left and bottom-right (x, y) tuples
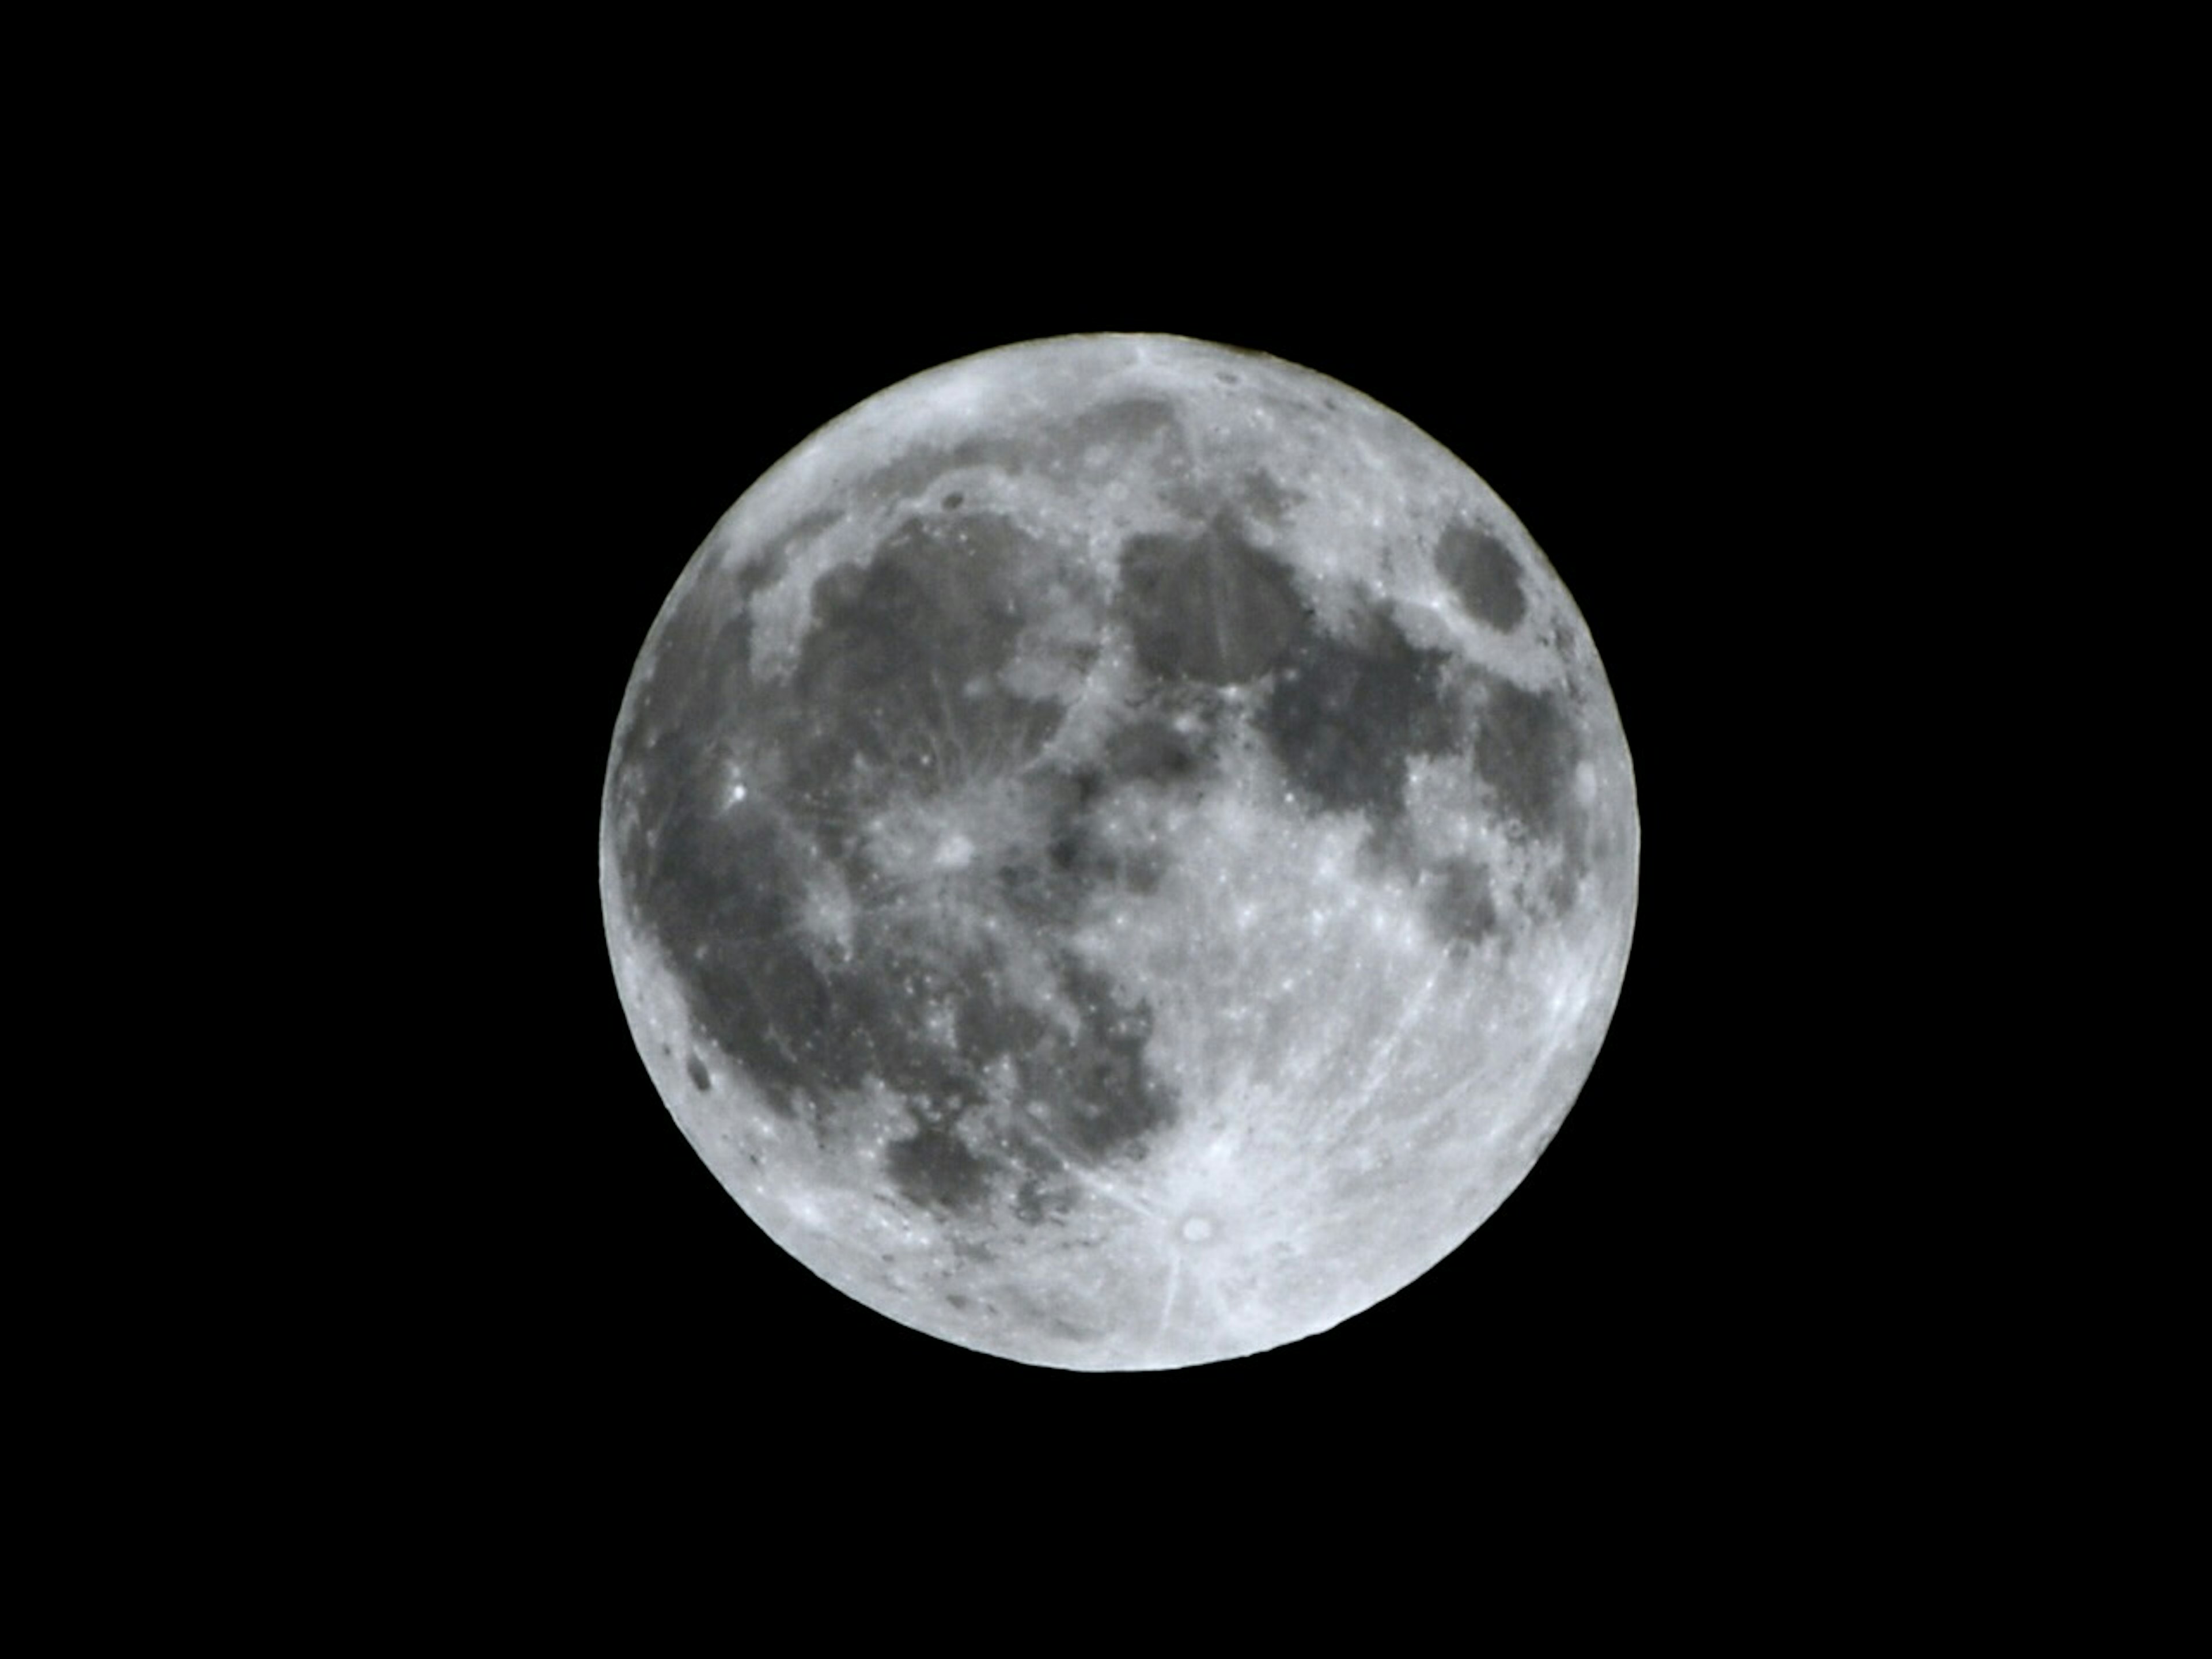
(600, 334), (1638, 1370)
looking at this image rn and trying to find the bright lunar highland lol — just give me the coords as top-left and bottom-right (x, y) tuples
(600, 335), (1638, 1369)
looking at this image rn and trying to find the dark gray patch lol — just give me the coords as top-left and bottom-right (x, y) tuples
(885, 1118), (994, 1214)
(861, 945), (1176, 1215)
(901, 944), (1177, 1175)
(945, 1293), (971, 1310)
(1002, 754), (1180, 922)
(1013, 1177), (1077, 1226)
(785, 512), (1068, 811)
(1241, 469), (1297, 524)
(988, 769), (1094, 928)
(1544, 862), (1581, 914)
(1117, 516), (1305, 685)
(1018, 957), (1173, 1162)
(1116, 845), (1169, 895)
(1106, 718), (1207, 787)
(941, 492), (964, 509)
(1425, 858), (1501, 952)
(993, 855), (1073, 926)
(686, 1054), (711, 1092)
(817, 938), (1024, 1119)
(1472, 672), (1581, 844)
(635, 799), (858, 1118)
(1258, 606), (1460, 824)
(683, 900), (1179, 1215)
(1045, 817), (1118, 886)
(1436, 522), (1527, 632)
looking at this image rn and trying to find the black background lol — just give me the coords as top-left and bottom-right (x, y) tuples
(94, 39), (2100, 1577)
(425, 195), (1848, 1490)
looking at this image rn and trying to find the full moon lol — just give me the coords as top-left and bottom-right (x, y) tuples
(600, 335), (1638, 1369)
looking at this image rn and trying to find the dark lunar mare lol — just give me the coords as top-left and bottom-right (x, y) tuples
(1423, 857), (1502, 952)
(875, 948), (1173, 1215)
(1435, 522), (1527, 632)
(614, 535), (870, 1118)
(1257, 605), (1460, 830)
(1111, 510), (1474, 843)
(1470, 670), (1582, 846)
(618, 512), (1189, 1220)
(781, 510), (1066, 832)
(1105, 715), (1210, 786)
(1000, 715), (1211, 924)
(1469, 669), (1594, 918)
(1116, 514), (1306, 686)
(636, 793), (863, 1117)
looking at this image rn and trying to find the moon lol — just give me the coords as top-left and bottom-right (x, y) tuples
(600, 334), (1638, 1370)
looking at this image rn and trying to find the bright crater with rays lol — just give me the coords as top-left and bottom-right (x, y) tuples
(600, 334), (1638, 1369)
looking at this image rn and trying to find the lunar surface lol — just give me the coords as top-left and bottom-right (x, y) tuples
(600, 334), (1637, 1369)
